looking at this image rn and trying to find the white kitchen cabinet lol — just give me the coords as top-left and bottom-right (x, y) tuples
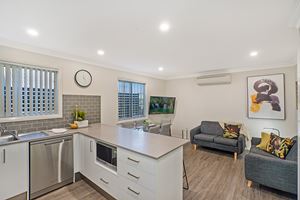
(79, 135), (119, 199)
(118, 147), (183, 200)
(78, 134), (184, 200)
(81, 135), (98, 183)
(73, 134), (81, 174)
(0, 142), (29, 200)
(94, 163), (119, 199)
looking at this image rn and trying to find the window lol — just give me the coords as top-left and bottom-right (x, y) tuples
(118, 80), (145, 120)
(0, 61), (59, 119)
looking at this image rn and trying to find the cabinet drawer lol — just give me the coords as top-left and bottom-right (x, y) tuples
(117, 148), (156, 175)
(95, 163), (119, 199)
(119, 176), (154, 200)
(118, 161), (156, 192)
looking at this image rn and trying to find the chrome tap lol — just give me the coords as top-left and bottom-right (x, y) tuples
(0, 125), (18, 138)
(8, 130), (18, 139)
(0, 125), (6, 136)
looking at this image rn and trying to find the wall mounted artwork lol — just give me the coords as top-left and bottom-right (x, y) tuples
(247, 73), (285, 120)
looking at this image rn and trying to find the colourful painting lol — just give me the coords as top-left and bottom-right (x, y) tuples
(247, 74), (285, 120)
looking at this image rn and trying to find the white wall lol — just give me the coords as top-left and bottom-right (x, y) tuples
(0, 45), (297, 147)
(166, 66), (297, 147)
(0, 45), (166, 125)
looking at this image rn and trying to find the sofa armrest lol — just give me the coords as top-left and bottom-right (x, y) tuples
(190, 125), (201, 143)
(245, 153), (297, 194)
(237, 134), (246, 154)
(251, 137), (261, 146)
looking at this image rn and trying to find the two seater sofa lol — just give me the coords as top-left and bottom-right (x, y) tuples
(244, 136), (298, 194)
(190, 121), (246, 160)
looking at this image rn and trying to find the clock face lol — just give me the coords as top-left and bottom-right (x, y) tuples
(75, 70), (92, 87)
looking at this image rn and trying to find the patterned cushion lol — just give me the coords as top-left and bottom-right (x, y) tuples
(266, 133), (295, 159)
(285, 136), (298, 161)
(223, 123), (241, 139)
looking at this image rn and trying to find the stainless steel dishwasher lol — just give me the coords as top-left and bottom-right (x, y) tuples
(30, 136), (73, 199)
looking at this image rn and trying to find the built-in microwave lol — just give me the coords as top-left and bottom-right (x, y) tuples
(96, 141), (117, 170)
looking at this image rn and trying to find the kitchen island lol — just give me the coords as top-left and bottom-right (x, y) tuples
(0, 123), (188, 200)
(71, 123), (189, 200)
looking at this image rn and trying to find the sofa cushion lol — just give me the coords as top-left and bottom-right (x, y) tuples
(285, 136), (297, 161)
(266, 133), (295, 159)
(223, 123), (241, 139)
(200, 121), (223, 136)
(214, 136), (238, 147)
(194, 134), (216, 142)
(250, 146), (277, 158)
(256, 132), (271, 151)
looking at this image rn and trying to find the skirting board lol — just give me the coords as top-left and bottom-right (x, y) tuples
(7, 192), (27, 200)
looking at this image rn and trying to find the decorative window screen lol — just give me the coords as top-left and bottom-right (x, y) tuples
(0, 62), (59, 118)
(118, 80), (145, 120)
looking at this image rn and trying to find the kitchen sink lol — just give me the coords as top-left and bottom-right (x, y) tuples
(0, 135), (18, 145)
(18, 132), (49, 141)
(0, 131), (49, 145)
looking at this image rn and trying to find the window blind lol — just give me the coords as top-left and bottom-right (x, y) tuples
(118, 80), (145, 120)
(0, 62), (58, 118)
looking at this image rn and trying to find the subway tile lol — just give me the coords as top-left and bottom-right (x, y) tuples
(0, 95), (101, 133)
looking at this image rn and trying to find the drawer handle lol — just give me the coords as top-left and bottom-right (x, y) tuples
(90, 141), (93, 152)
(100, 178), (109, 184)
(127, 172), (140, 180)
(2, 149), (5, 164)
(127, 157), (140, 163)
(44, 141), (62, 146)
(128, 187), (140, 195)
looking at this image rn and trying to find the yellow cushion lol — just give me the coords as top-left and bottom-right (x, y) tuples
(256, 132), (271, 151)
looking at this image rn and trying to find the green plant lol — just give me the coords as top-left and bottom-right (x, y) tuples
(72, 105), (87, 121)
(143, 119), (151, 126)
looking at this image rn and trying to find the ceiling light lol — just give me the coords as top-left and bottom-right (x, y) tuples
(250, 51), (258, 57)
(158, 67), (164, 71)
(26, 28), (39, 37)
(159, 22), (170, 32)
(97, 50), (105, 56)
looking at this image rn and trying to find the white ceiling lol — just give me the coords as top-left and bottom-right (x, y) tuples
(0, 0), (298, 79)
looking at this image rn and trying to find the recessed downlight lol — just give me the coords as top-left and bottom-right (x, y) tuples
(26, 28), (39, 37)
(158, 67), (164, 71)
(159, 22), (170, 32)
(97, 49), (105, 56)
(250, 51), (258, 57)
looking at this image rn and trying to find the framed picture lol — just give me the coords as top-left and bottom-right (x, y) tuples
(247, 73), (285, 120)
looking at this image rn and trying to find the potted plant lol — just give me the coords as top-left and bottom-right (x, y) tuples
(72, 105), (88, 128)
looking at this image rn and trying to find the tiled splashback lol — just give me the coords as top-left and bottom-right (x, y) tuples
(0, 95), (101, 133)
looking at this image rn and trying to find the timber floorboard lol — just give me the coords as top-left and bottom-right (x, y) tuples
(37, 144), (297, 200)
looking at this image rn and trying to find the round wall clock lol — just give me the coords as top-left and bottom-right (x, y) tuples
(74, 69), (92, 87)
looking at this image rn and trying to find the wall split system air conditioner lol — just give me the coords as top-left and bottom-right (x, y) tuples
(196, 73), (232, 86)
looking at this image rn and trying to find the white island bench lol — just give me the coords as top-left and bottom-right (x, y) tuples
(72, 124), (188, 200)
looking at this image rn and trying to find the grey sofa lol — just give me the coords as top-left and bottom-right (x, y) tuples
(245, 136), (298, 195)
(190, 121), (246, 159)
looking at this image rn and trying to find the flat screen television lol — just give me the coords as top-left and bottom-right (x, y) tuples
(149, 96), (176, 114)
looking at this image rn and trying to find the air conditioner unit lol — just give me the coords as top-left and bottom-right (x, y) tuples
(196, 73), (232, 86)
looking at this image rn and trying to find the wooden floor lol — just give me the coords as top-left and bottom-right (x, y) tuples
(38, 144), (297, 200)
(37, 180), (106, 200)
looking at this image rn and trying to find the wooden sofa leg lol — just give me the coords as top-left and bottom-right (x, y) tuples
(247, 180), (252, 188)
(192, 144), (197, 150)
(234, 152), (237, 160)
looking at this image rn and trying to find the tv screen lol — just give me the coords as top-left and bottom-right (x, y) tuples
(149, 96), (176, 114)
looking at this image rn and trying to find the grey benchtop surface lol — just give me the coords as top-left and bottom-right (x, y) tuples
(67, 123), (189, 159)
(1, 123), (189, 159)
